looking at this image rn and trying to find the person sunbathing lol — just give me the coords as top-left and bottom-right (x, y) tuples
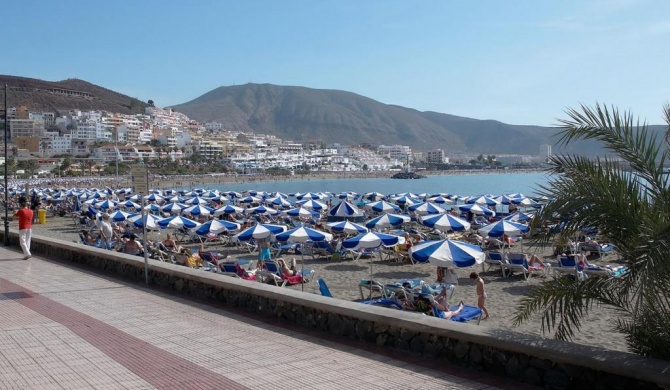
(277, 258), (300, 276)
(122, 234), (143, 255)
(528, 255), (548, 268)
(162, 233), (181, 253)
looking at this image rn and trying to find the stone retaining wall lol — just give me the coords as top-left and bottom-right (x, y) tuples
(3, 230), (669, 390)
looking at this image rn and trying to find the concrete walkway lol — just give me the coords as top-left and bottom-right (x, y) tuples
(0, 245), (530, 390)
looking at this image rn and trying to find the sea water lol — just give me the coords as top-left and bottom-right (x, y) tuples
(209, 171), (550, 198)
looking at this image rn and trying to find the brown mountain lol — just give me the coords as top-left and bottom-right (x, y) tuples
(171, 83), (564, 154)
(0, 75), (148, 115)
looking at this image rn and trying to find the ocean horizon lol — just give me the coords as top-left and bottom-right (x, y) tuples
(183, 171), (551, 198)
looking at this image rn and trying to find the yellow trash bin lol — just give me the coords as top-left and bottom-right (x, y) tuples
(38, 209), (46, 224)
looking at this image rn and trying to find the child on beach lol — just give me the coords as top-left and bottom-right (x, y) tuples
(469, 272), (489, 320)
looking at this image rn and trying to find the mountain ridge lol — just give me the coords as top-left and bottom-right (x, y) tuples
(171, 82), (565, 154)
(0, 75), (148, 115)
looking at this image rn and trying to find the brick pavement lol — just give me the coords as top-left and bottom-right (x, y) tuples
(0, 245), (522, 390)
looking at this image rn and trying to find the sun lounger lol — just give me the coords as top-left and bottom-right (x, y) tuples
(482, 250), (507, 277)
(316, 278), (333, 297)
(358, 279), (387, 300)
(506, 253), (539, 280)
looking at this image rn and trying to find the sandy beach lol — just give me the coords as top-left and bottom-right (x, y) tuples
(31, 213), (630, 354)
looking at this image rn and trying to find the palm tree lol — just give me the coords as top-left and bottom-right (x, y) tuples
(514, 103), (670, 359)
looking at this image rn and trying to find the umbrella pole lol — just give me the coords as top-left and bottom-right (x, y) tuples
(301, 250), (305, 292)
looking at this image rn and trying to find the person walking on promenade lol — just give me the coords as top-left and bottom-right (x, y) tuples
(14, 197), (34, 259)
(469, 272), (489, 320)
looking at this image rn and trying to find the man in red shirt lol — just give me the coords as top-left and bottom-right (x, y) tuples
(14, 197), (33, 259)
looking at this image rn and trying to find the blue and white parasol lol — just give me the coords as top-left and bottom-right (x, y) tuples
(194, 219), (240, 236)
(478, 220), (529, 238)
(365, 213), (411, 229)
(409, 239), (485, 268)
(341, 231), (405, 250)
(183, 204), (215, 216)
(214, 204), (244, 215)
(161, 202), (187, 215)
(283, 207), (319, 219)
(276, 226), (333, 243)
(365, 200), (401, 214)
(109, 210), (133, 222)
(408, 202), (447, 216)
(234, 224), (287, 241)
(328, 201), (364, 218)
(183, 196), (209, 206)
(245, 205), (280, 215)
(458, 203), (496, 216)
(419, 214), (471, 232)
(157, 215), (201, 229)
(325, 221), (368, 235)
(296, 199), (327, 211)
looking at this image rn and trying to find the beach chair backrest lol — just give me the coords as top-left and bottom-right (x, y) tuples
(488, 251), (504, 262)
(317, 278), (333, 297)
(559, 256), (576, 267)
(220, 263), (237, 274)
(508, 253), (526, 265)
(199, 251), (217, 264)
(263, 260), (281, 276)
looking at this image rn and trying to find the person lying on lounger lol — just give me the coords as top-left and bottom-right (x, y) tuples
(431, 289), (465, 319)
(277, 258), (299, 276)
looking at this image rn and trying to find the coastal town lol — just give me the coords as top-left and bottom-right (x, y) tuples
(0, 103), (552, 178)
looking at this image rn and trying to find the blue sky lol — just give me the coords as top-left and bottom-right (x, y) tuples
(4, 0), (669, 126)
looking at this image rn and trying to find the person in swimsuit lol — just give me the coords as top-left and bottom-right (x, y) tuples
(470, 272), (489, 320)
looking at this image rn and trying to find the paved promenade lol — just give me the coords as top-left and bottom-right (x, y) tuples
(0, 245), (529, 390)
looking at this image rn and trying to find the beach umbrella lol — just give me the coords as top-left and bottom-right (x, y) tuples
(201, 190), (220, 198)
(326, 221), (368, 235)
(214, 204), (244, 215)
(208, 195), (229, 203)
(94, 199), (117, 210)
(157, 215), (201, 229)
(283, 207), (319, 219)
(478, 220), (529, 238)
(161, 202), (187, 215)
(364, 192), (385, 201)
(515, 197), (541, 208)
(225, 191), (242, 198)
(391, 195), (418, 207)
(296, 192), (324, 200)
(419, 214), (471, 232)
(408, 202), (447, 216)
(195, 219), (241, 236)
(365, 213), (411, 229)
(120, 201), (141, 210)
(504, 211), (536, 223)
(246, 205), (280, 215)
(336, 191), (358, 200)
(180, 190), (197, 197)
(409, 239), (485, 268)
(128, 213), (161, 230)
(143, 203), (162, 213)
(365, 200), (401, 214)
(341, 231), (404, 250)
(234, 224), (287, 242)
(183, 196), (209, 206)
(266, 196), (294, 208)
(492, 194), (517, 205)
(127, 194), (142, 201)
(143, 193), (165, 203)
(466, 195), (499, 206)
(427, 195), (454, 205)
(183, 204), (214, 216)
(296, 199), (327, 211)
(239, 195), (262, 204)
(276, 226), (333, 243)
(458, 203), (496, 216)
(328, 201), (364, 218)
(108, 210), (132, 222)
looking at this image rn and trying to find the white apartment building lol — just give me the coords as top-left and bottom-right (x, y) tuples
(40, 132), (73, 156)
(426, 149), (445, 164)
(205, 121), (222, 131)
(378, 145), (412, 161)
(138, 130), (153, 143)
